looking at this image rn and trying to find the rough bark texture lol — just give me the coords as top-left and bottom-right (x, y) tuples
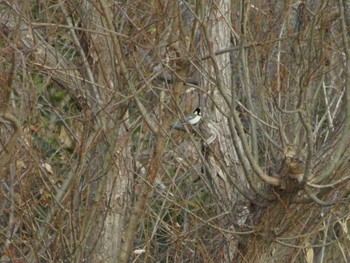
(1, 1), (350, 262)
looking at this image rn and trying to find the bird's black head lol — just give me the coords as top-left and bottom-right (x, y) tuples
(194, 108), (201, 115)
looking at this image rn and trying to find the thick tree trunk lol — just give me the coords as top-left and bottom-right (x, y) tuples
(2, 1), (350, 262)
(200, 1), (251, 261)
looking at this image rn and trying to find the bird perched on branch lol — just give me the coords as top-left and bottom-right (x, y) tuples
(185, 108), (201, 125)
(172, 108), (202, 129)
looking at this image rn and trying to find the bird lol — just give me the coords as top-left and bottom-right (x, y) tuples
(172, 108), (202, 129)
(184, 108), (201, 125)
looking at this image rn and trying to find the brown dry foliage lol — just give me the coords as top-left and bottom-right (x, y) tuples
(1, 1), (350, 262)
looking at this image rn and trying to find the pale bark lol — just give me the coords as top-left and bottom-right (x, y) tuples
(2, 1), (350, 262)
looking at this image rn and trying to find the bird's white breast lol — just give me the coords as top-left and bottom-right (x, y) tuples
(186, 115), (201, 125)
